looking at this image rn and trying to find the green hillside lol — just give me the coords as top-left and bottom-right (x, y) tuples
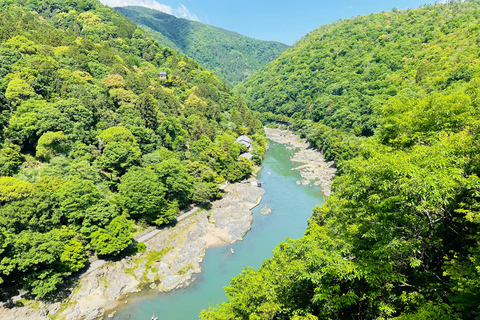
(203, 1), (480, 319)
(0, 0), (264, 299)
(115, 6), (289, 86)
(236, 0), (480, 162)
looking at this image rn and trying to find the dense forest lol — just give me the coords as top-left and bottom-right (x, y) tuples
(203, 1), (480, 319)
(235, 0), (480, 163)
(0, 0), (265, 299)
(115, 6), (289, 86)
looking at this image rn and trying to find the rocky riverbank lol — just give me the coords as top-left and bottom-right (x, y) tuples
(1, 179), (264, 320)
(265, 127), (336, 196)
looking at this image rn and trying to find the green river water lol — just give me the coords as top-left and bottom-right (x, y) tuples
(112, 139), (326, 320)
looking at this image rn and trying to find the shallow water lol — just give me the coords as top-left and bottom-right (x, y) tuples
(112, 140), (326, 320)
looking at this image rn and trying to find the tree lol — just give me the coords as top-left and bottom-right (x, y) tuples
(0, 177), (64, 233)
(98, 126), (137, 145)
(154, 158), (194, 208)
(89, 216), (133, 256)
(142, 147), (178, 166)
(36, 131), (68, 161)
(5, 78), (36, 105)
(36, 99), (94, 142)
(78, 200), (118, 236)
(60, 239), (88, 273)
(135, 93), (159, 130)
(5, 111), (39, 149)
(99, 141), (142, 176)
(226, 157), (252, 182)
(98, 127), (142, 176)
(118, 167), (168, 224)
(186, 161), (222, 203)
(0, 147), (23, 176)
(0, 227), (82, 298)
(0, 177), (34, 204)
(102, 74), (126, 89)
(157, 117), (188, 151)
(55, 177), (104, 231)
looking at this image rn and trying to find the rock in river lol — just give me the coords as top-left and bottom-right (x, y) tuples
(261, 206), (272, 216)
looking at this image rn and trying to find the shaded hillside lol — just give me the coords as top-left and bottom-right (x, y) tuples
(115, 6), (289, 86)
(203, 1), (480, 319)
(0, 0), (264, 299)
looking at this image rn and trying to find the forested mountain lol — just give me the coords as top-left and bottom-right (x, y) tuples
(115, 6), (289, 86)
(203, 1), (480, 319)
(235, 0), (480, 162)
(0, 0), (265, 299)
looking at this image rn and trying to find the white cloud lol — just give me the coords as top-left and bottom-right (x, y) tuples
(174, 4), (199, 20)
(99, 0), (199, 21)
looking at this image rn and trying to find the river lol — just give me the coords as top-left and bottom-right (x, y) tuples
(112, 139), (326, 320)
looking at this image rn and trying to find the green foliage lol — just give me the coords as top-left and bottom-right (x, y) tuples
(203, 2), (480, 320)
(154, 158), (193, 208)
(118, 166), (168, 224)
(60, 239), (88, 273)
(135, 93), (159, 129)
(156, 117), (188, 152)
(0, 227), (83, 298)
(89, 216), (133, 256)
(0, 0), (264, 299)
(0, 176), (33, 203)
(36, 131), (68, 161)
(116, 6), (289, 86)
(99, 126), (137, 145)
(135, 242), (146, 253)
(0, 147), (24, 176)
(236, 0), (480, 163)
(394, 302), (458, 320)
(5, 78), (36, 105)
(99, 141), (142, 176)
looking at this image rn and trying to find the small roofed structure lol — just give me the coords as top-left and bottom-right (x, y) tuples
(239, 152), (253, 160)
(236, 135), (252, 148)
(159, 71), (167, 79)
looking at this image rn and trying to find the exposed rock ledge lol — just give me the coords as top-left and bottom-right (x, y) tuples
(0, 179), (264, 320)
(265, 127), (337, 196)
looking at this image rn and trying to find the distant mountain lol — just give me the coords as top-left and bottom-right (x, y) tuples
(115, 6), (289, 86)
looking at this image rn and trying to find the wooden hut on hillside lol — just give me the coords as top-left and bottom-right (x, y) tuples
(239, 152), (253, 160)
(159, 71), (167, 79)
(236, 135), (252, 148)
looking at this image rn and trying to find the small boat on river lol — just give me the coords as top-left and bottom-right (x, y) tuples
(151, 313), (158, 320)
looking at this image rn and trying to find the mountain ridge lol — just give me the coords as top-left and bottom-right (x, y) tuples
(115, 5), (289, 86)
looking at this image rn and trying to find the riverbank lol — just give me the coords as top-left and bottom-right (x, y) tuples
(110, 132), (330, 320)
(1, 178), (264, 320)
(1, 127), (334, 320)
(265, 127), (336, 196)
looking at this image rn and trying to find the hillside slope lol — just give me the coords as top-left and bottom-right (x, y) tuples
(236, 0), (480, 162)
(115, 6), (289, 86)
(203, 1), (480, 319)
(0, 0), (264, 299)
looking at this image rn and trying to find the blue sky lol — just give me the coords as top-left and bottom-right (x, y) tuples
(100, 0), (439, 45)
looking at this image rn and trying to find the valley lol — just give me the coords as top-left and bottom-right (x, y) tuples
(115, 6), (289, 86)
(1, 0), (480, 319)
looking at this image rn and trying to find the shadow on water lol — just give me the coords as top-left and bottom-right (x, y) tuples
(112, 140), (326, 320)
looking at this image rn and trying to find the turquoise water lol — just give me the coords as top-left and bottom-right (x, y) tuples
(112, 140), (326, 320)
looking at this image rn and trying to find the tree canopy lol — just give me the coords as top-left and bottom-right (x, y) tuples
(0, 0), (265, 299)
(202, 1), (480, 319)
